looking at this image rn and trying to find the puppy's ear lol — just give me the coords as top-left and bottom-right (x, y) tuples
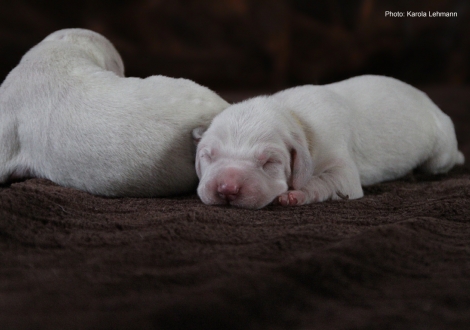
(288, 133), (314, 190)
(192, 126), (206, 146)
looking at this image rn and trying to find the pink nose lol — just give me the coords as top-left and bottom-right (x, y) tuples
(217, 182), (240, 201)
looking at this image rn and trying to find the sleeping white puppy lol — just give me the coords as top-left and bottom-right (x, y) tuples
(0, 28), (229, 196)
(193, 75), (465, 209)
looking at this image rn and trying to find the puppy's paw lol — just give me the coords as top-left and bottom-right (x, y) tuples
(275, 190), (307, 206)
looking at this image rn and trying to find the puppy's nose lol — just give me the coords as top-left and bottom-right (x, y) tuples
(217, 182), (240, 201)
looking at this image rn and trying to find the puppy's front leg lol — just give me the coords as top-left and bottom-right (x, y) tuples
(277, 159), (363, 206)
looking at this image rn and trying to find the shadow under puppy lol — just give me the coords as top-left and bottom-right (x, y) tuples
(0, 28), (229, 196)
(194, 75), (465, 209)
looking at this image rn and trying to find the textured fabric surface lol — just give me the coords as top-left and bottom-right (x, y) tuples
(1, 88), (470, 329)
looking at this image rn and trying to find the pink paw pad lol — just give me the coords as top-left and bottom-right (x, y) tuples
(276, 190), (306, 206)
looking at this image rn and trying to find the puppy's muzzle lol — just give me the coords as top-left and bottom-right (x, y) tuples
(217, 180), (240, 201)
(211, 167), (247, 204)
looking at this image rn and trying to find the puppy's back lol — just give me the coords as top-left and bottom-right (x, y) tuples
(0, 29), (229, 197)
(273, 75), (463, 186)
(328, 75), (463, 181)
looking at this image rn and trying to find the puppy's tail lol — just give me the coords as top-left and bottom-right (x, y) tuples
(456, 151), (465, 165)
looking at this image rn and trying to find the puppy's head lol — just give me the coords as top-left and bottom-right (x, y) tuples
(44, 28), (125, 77)
(193, 97), (313, 209)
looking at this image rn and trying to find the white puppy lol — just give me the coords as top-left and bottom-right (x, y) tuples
(0, 29), (229, 196)
(194, 75), (465, 209)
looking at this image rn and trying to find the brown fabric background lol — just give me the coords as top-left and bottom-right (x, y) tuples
(1, 89), (469, 330)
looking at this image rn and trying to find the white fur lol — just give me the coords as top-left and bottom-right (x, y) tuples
(194, 75), (464, 209)
(0, 29), (229, 196)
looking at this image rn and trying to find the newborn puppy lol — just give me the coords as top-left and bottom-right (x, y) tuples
(0, 28), (229, 196)
(194, 75), (464, 209)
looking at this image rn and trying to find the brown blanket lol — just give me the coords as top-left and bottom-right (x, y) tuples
(1, 88), (469, 329)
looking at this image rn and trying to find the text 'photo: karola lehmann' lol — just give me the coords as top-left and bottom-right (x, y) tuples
(386, 10), (458, 17)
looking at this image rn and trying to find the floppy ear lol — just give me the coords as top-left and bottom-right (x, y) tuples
(288, 133), (314, 190)
(192, 126), (207, 146)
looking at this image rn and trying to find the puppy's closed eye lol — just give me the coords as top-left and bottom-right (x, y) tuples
(262, 158), (281, 169)
(199, 149), (216, 167)
(196, 148), (217, 177)
(200, 150), (212, 161)
(262, 158), (276, 167)
(256, 152), (284, 177)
